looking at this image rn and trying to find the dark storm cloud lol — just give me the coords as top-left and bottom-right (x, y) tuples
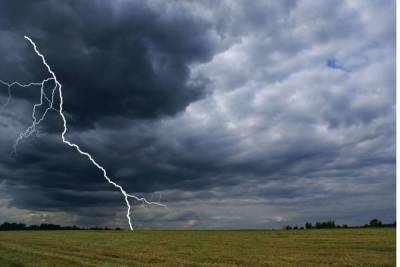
(0, 0), (218, 128)
(0, 0), (226, 226)
(0, 0), (395, 228)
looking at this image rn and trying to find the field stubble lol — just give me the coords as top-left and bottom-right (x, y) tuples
(0, 228), (395, 267)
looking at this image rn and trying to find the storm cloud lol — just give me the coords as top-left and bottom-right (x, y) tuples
(0, 0), (220, 127)
(0, 0), (395, 228)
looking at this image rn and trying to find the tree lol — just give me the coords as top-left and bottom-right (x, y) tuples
(284, 225), (292, 230)
(314, 220), (336, 229)
(369, 218), (382, 227)
(0, 222), (26, 230)
(305, 222), (312, 229)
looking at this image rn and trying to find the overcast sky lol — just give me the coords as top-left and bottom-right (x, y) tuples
(0, 0), (395, 229)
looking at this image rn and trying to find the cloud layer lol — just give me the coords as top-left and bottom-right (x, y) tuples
(0, 0), (395, 228)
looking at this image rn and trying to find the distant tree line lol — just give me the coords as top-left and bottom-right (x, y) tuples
(0, 218), (395, 231)
(0, 222), (122, 231)
(283, 218), (395, 230)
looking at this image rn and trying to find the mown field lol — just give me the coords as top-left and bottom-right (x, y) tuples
(0, 228), (395, 267)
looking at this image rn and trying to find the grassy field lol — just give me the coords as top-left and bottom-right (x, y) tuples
(0, 228), (395, 267)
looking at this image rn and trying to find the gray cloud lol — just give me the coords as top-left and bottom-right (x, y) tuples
(0, 0), (395, 228)
(0, 0), (221, 128)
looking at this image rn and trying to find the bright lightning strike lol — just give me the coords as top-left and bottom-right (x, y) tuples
(1, 36), (167, 230)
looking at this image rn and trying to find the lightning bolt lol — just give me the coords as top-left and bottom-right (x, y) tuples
(1, 36), (166, 230)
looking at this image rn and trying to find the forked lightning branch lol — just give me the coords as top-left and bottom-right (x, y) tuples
(0, 36), (166, 230)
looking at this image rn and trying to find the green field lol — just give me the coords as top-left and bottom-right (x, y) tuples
(0, 228), (395, 266)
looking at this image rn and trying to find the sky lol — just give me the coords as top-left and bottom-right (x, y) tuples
(0, 0), (395, 229)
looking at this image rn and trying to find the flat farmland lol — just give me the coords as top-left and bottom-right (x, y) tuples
(0, 228), (395, 266)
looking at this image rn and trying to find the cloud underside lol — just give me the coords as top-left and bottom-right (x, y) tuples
(0, 0), (395, 228)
